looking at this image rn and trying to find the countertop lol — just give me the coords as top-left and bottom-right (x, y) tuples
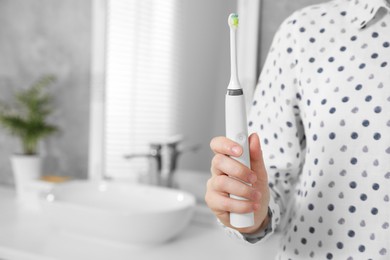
(0, 186), (280, 260)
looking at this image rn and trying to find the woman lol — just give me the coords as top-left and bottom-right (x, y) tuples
(205, 0), (390, 259)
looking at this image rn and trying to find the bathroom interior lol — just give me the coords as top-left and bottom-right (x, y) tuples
(0, 0), (323, 259)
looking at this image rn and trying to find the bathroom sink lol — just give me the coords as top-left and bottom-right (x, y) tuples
(41, 180), (196, 244)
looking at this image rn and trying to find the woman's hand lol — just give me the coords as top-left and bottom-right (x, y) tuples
(205, 133), (270, 234)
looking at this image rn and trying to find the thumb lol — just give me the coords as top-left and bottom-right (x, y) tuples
(249, 133), (268, 185)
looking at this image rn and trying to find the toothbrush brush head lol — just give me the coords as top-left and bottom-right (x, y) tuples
(228, 13), (239, 29)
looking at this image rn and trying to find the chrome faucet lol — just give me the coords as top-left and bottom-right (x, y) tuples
(124, 136), (200, 188)
(124, 143), (163, 186)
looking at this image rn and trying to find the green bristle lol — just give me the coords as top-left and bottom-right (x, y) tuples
(229, 13), (239, 28)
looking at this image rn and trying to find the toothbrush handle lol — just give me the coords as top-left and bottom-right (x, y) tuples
(225, 93), (255, 228)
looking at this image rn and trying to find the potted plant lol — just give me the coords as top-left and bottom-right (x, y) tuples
(0, 75), (58, 197)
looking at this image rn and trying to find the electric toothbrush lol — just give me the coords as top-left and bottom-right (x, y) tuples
(226, 13), (254, 228)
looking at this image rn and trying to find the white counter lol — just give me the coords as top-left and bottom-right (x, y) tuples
(0, 186), (280, 260)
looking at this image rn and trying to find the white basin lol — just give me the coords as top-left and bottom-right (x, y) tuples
(41, 180), (196, 244)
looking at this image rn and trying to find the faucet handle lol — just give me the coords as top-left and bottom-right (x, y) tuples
(123, 143), (162, 159)
(177, 143), (201, 154)
(123, 143), (162, 175)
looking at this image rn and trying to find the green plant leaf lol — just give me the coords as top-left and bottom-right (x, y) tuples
(0, 75), (59, 155)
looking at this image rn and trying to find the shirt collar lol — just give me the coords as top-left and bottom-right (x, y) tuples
(348, 0), (390, 29)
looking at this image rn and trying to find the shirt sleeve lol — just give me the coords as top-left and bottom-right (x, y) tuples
(218, 195), (280, 244)
(220, 11), (306, 244)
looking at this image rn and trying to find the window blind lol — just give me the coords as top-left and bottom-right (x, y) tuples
(104, 0), (182, 180)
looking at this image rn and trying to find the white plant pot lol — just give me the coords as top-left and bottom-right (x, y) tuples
(11, 154), (42, 198)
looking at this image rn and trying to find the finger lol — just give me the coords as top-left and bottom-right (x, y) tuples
(249, 133), (268, 184)
(211, 154), (257, 184)
(205, 190), (257, 214)
(210, 163), (223, 177)
(210, 136), (242, 157)
(212, 175), (261, 201)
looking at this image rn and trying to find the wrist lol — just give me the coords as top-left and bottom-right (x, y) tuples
(258, 214), (271, 232)
(236, 208), (271, 235)
(244, 214), (270, 235)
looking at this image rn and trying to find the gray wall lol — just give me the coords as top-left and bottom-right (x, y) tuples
(260, 0), (325, 67)
(0, 0), (91, 185)
(177, 0), (237, 172)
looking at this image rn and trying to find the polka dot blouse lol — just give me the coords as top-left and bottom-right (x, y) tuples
(222, 0), (390, 259)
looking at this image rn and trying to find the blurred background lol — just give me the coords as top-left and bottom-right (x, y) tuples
(0, 0), (323, 259)
(0, 0), (323, 185)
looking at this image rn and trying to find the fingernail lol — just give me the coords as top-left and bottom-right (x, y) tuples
(248, 174), (257, 184)
(231, 146), (241, 155)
